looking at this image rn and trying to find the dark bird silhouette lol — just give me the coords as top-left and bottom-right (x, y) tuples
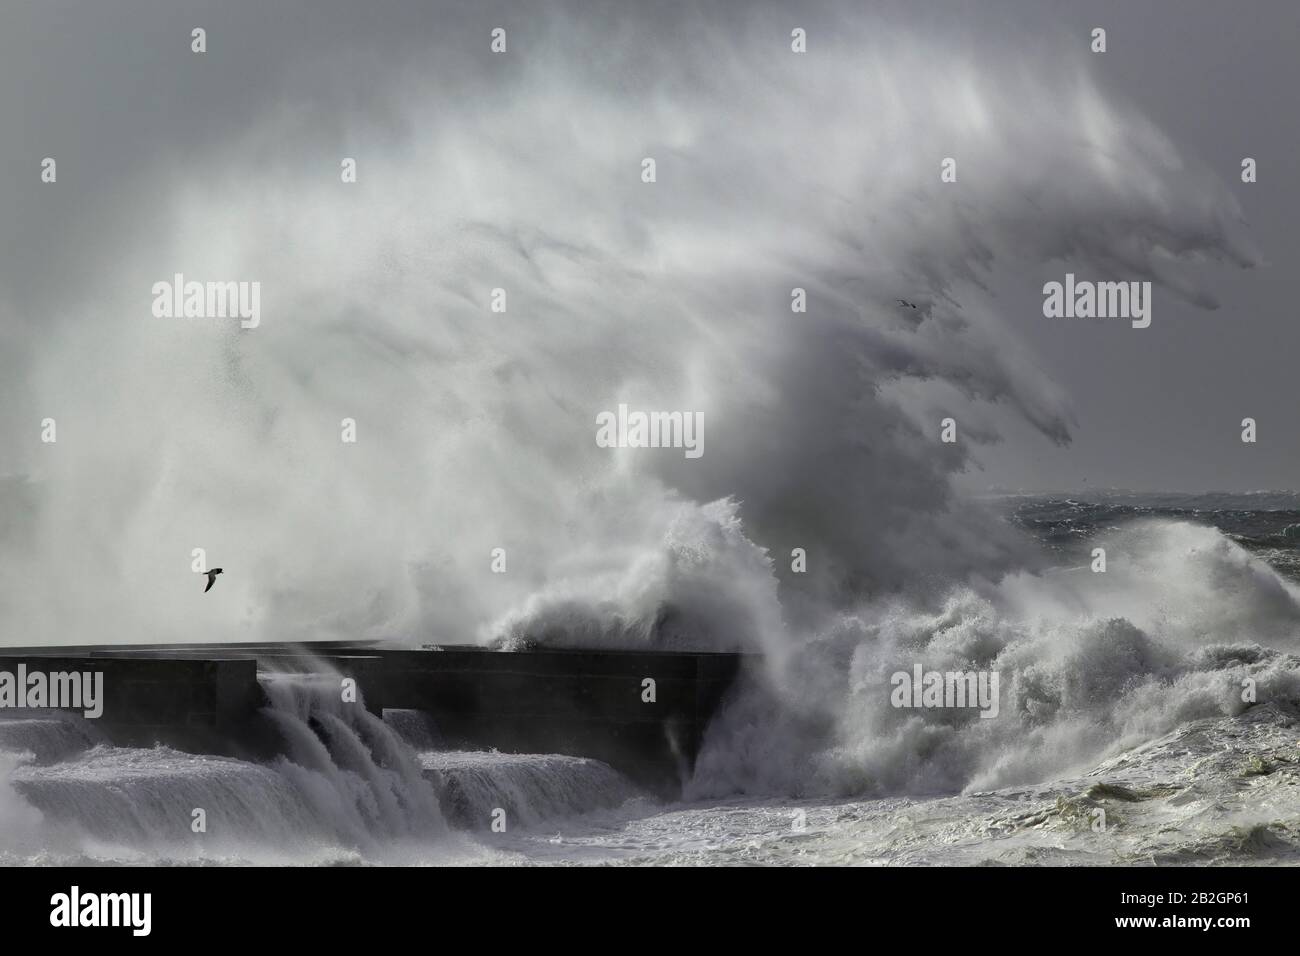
(204, 568), (223, 593)
(896, 298), (918, 309)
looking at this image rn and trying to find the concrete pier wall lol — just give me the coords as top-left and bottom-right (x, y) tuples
(0, 643), (748, 793)
(330, 647), (742, 793)
(0, 655), (260, 749)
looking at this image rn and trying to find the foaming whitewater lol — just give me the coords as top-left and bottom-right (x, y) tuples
(257, 674), (447, 850)
(689, 518), (1300, 801)
(0, 673), (647, 864)
(3, 674), (451, 863)
(12, 745), (335, 862)
(421, 752), (646, 830)
(0, 716), (103, 764)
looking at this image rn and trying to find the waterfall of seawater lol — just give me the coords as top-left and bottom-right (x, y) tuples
(0, 672), (644, 863)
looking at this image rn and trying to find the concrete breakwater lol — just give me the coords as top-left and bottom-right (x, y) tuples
(0, 643), (748, 794)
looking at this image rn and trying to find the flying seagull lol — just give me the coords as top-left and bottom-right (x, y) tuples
(204, 568), (223, 593)
(896, 298), (918, 309)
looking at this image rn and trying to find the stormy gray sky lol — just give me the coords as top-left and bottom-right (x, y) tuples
(975, 0), (1300, 493)
(3, 0), (1296, 498)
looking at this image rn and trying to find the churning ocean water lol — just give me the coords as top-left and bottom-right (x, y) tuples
(1, 494), (1297, 867)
